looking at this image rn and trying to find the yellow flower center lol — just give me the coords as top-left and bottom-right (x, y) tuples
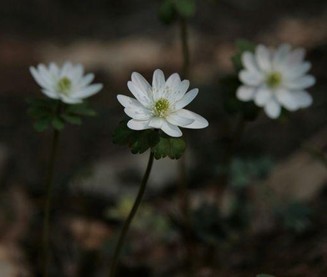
(153, 98), (170, 117)
(266, 72), (282, 88)
(57, 77), (72, 95)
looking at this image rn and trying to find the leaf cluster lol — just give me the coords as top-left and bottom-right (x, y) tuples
(27, 98), (96, 132)
(112, 120), (186, 160)
(159, 0), (196, 24)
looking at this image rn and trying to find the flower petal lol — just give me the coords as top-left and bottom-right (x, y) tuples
(127, 119), (149, 130)
(272, 43), (291, 70)
(284, 75), (315, 90)
(60, 95), (83, 104)
(236, 85), (256, 101)
(166, 112), (194, 127)
(239, 70), (264, 86)
(264, 99), (281, 119)
(174, 88), (198, 110)
(254, 87), (272, 107)
(124, 107), (152, 120)
(79, 73), (95, 88)
(292, 91), (313, 108)
(275, 89), (298, 111)
(128, 81), (152, 106)
(131, 72), (152, 95)
(30, 66), (49, 89)
(161, 121), (182, 137)
(148, 117), (164, 129)
(255, 45), (272, 72)
(172, 109), (208, 129)
(41, 89), (59, 99)
(242, 52), (260, 73)
(165, 73), (181, 89)
(284, 62), (311, 80)
(72, 84), (103, 98)
(152, 69), (165, 91)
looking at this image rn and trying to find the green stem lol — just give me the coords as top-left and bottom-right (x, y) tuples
(109, 151), (155, 277)
(42, 128), (60, 277)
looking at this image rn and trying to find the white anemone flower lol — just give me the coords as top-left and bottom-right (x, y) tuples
(117, 69), (209, 137)
(30, 62), (103, 104)
(237, 44), (315, 119)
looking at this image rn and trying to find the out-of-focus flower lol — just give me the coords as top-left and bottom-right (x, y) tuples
(117, 69), (208, 137)
(237, 44), (315, 118)
(30, 62), (103, 104)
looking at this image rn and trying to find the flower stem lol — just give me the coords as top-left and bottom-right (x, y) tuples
(42, 128), (60, 277)
(109, 151), (155, 277)
(178, 16), (196, 276)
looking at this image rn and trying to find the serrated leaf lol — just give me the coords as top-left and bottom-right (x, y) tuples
(33, 118), (51, 132)
(62, 114), (82, 125)
(112, 120), (160, 154)
(51, 117), (65, 130)
(152, 135), (186, 159)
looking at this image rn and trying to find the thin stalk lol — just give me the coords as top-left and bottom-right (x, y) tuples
(178, 16), (196, 276)
(42, 128), (60, 277)
(109, 151), (155, 277)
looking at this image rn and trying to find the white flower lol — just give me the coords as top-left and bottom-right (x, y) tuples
(30, 62), (103, 104)
(236, 44), (315, 119)
(117, 69), (209, 137)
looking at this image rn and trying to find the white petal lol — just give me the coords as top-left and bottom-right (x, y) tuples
(292, 91), (313, 108)
(287, 48), (305, 66)
(239, 70), (263, 86)
(60, 62), (73, 77)
(272, 44), (291, 69)
(174, 88), (198, 110)
(166, 112), (194, 127)
(165, 73), (181, 89)
(152, 69), (165, 91)
(79, 73), (95, 88)
(72, 84), (102, 98)
(117, 94), (142, 108)
(41, 89), (59, 99)
(49, 63), (60, 78)
(242, 52), (260, 73)
(131, 72), (152, 95)
(37, 64), (55, 88)
(172, 109), (208, 129)
(60, 95), (83, 104)
(127, 119), (150, 130)
(284, 62), (311, 80)
(236, 85), (256, 101)
(128, 81), (152, 106)
(161, 121), (182, 137)
(148, 117), (164, 129)
(275, 89), (298, 111)
(254, 87), (272, 107)
(30, 66), (49, 89)
(72, 64), (84, 81)
(284, 75), (315, 90)
(264, 99), (281, 119)
(124, 107), (151, 120)
(255, 45), (272, 72)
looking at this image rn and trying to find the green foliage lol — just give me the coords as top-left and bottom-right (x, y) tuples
(112, 120), (186, 159)
(27, 98), (96, 132)
(159, 0), (196, 24)
(231, 39), (256, 72)
(220, 75), (260, 121)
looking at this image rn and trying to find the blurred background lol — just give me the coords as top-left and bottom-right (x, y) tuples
(0, 0), (326, 276)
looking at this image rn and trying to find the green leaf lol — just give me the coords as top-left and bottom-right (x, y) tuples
(112, 120), (160, 154)
(152, 135), (186, 159)
(33, 118), (51, 132)
(66, 102), (97, 117)
(231, 39), (256, 72)
(51, 117), (65, 130)
(62, 114), (82, 125)
(159, 0), (176, 24)
(174, 0), (196, 18)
